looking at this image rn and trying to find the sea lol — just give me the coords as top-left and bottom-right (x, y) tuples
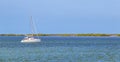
(0, 36), (120, 62)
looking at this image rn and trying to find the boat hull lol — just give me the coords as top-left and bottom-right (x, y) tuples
(21, 39), (41, 43)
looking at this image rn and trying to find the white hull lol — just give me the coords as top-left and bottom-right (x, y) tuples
(21, 39), (41, 43)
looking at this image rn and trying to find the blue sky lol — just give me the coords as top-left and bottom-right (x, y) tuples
(0, 0), (120, 34)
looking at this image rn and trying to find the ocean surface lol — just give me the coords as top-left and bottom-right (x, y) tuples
(0, 36), (120, 62)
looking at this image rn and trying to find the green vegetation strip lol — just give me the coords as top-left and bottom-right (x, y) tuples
(0, 34), (119, 36)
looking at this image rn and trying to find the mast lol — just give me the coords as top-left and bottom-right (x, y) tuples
(30, 16), (35, 36)
(30, 16), (39, 38)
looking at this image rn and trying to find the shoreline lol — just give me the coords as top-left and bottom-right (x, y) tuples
(0, 34), (119, 36)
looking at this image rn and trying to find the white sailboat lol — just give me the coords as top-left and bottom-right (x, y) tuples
(21, 16), (41, 43)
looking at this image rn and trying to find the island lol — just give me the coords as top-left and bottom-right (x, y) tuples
(0, 33), (119, 36)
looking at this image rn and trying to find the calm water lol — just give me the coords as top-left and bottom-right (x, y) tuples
(0, 36), (120, 62)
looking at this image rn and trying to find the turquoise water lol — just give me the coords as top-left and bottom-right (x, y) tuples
(0, 36), (120, 62)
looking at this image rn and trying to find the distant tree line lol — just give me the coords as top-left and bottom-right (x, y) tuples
(0, 33), (119, 36)
(0, 34), (24, 36)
